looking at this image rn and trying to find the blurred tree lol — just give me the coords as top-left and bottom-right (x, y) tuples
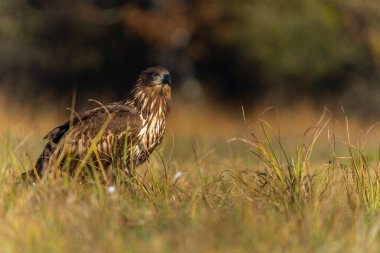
(224, 0), (379, 100)
(1, 0), (380, 115)
(0, 0), (150, 104)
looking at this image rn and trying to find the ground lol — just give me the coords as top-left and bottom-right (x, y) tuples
(1, 100), (380, 253)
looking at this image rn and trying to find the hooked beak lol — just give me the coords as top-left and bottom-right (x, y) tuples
(162, 74), (171, 85)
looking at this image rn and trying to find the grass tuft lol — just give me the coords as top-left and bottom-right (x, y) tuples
(3, 107), (380, 252)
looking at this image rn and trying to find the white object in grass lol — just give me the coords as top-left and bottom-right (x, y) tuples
(172, 171), (183, 183)
(107, 186), (116, 194)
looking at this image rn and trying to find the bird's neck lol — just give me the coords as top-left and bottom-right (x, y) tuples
(131, 85), (171, 123)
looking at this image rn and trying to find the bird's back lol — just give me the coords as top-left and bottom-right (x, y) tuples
(35, 102), (143, 176)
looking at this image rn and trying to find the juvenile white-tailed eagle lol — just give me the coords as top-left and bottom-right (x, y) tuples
(33, 66), (172, 178)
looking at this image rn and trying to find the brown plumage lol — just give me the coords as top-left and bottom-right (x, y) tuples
(34, 66), (171, 177)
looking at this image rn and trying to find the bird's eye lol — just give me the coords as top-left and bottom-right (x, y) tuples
(151, 73), (160, 80)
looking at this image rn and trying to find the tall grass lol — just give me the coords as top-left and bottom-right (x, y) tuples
(3, 108), (380, 252)
(336, 114), (380, 215)
(228, 109), (332, 216)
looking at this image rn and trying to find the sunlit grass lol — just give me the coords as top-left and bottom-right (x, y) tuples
(3, 104), (380, 252)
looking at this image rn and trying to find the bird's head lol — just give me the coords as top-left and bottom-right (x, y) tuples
(138, 66), (172, 88)
(133, 66), (172, 112)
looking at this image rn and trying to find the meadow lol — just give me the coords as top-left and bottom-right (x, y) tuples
(1, 98), (380, 253)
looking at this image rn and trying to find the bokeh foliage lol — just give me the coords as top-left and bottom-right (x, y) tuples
(1, 0), (380, 111)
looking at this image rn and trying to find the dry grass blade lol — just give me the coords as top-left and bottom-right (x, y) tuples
(233, 109), (332, 215)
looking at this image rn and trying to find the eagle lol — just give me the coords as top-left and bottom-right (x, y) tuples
(32, 66), (171, 179)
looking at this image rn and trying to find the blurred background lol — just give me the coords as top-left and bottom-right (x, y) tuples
(1, 0), (380, 132)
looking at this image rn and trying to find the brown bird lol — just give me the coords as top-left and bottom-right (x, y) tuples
(33, 66), (172, 178)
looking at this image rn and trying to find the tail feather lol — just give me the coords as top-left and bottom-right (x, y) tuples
(21, 143), (55, 180)
(35, 142), (55, 176)
(27, 124), (69, 180)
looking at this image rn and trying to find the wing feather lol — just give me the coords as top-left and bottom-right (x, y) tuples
(45, 104), (140, 144)
(35, 103), (142, 175)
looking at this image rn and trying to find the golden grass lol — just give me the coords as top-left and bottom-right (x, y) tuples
(2, 98), (380, 252)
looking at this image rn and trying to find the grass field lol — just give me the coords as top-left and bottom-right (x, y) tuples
(1, 100), (380, 253)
